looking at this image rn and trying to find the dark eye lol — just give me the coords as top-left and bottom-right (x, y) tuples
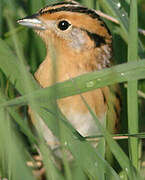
(57, 20), (71, 31)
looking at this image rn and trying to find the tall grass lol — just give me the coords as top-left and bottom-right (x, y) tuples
(0, 0), (145, 179)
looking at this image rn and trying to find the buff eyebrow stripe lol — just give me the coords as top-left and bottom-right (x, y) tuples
(39, 6), (101, 20)
(84, 30), (106, 47)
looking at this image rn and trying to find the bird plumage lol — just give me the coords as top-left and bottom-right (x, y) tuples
(18, 0), (120, 150)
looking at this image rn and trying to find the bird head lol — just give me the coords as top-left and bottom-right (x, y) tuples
(18, 1), (112, 69)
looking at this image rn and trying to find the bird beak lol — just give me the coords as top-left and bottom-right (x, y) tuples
(17, 14), (46, 30)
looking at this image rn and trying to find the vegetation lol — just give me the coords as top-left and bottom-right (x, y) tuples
(0, 0), (145, 179)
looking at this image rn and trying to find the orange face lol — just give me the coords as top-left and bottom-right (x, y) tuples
(18, 1), (112, 57)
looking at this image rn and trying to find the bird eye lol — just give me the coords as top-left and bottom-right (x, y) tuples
(57, 20), (71, 31)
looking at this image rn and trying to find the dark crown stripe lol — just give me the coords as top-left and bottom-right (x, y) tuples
(39, 6), (101, 20)
(83, 29), (106, 47)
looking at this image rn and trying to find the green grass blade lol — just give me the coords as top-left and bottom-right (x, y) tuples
(0, 108), (36, 180)
(99, 0), (128, 36)
(0, 91), (36, 144)
(1, 59), (145, 107)
(38, 139), (64, 180)
(99, 0), (145, 58)
(127, 0), (139, 170)
(0, 38), (39, 93)
(81, 0), (94, 8)
(0, 0), (3, 35)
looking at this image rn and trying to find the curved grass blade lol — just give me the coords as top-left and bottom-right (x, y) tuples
(1, 58), (145, 107)
(99, 0), (145, 58)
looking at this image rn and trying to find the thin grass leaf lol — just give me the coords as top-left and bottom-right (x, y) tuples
(81, 0), (94, 9)
(0, 108), (36, 180)
(0, 91), (36, 144)
(38, 139), (64, 180)
(5, 13), (38, 95)
(99, 0), (145, 58)
(0, 0), (3, 35)
(127, 0), (139, 170)
(99, 0), (128, 36)
(0, 38), (39, 92)
(28, 0), (45, 13)
(1, 59), (145, 108)
(71, 162), (88, 180)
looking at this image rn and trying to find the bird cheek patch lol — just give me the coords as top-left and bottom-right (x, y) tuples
(68, 28), (87, 51)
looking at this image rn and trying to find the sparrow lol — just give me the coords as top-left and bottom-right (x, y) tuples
(17, 0), (120, 150)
